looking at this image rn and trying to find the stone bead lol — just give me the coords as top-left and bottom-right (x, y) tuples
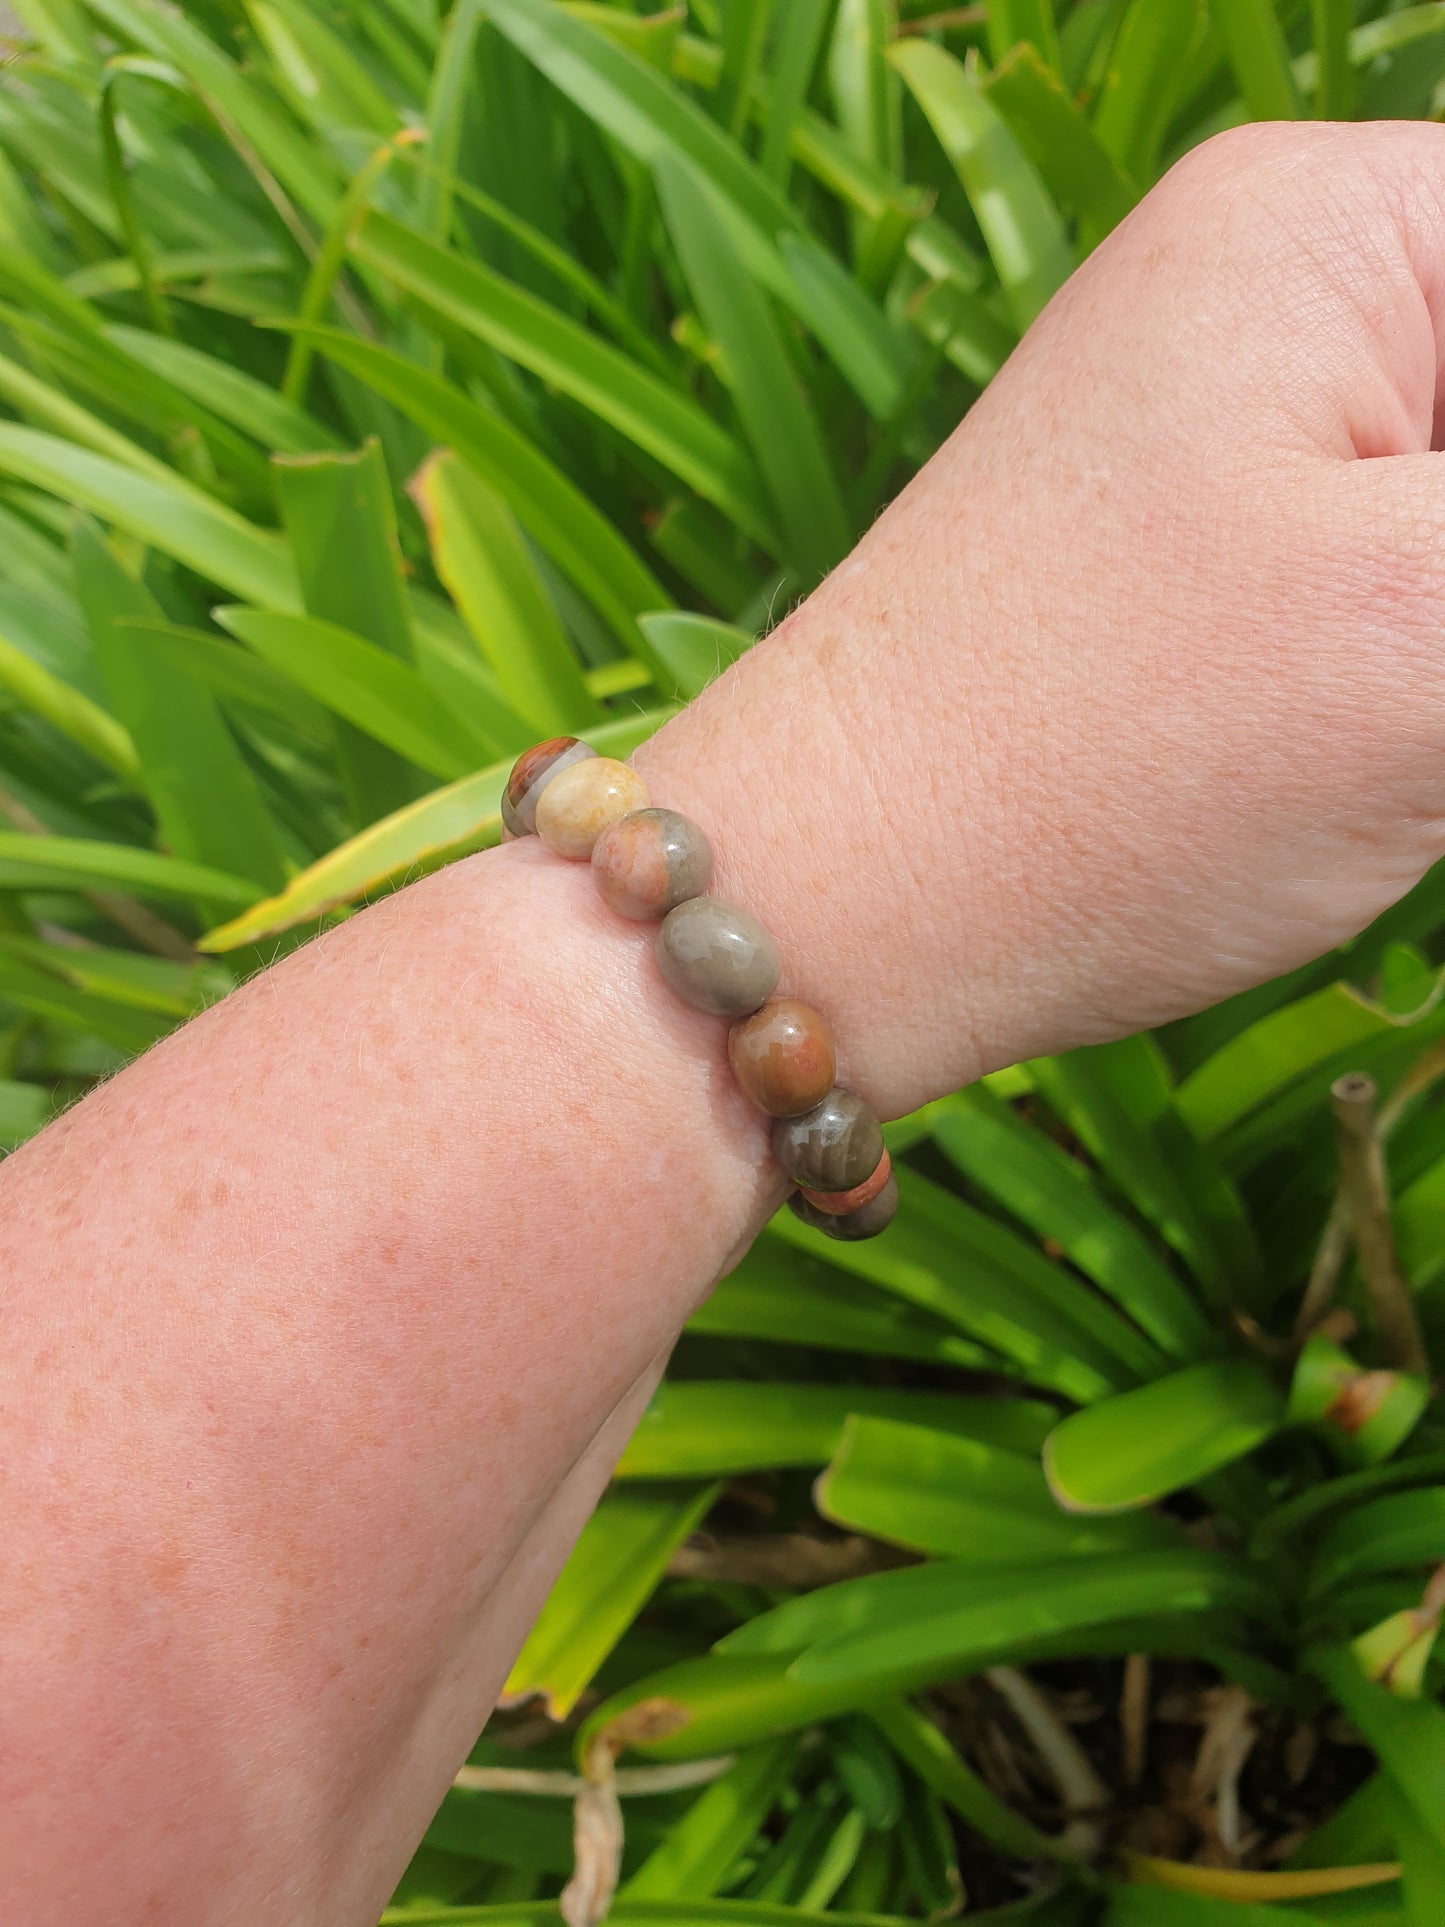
(655, 898), (781, 1017)
(535, 757), (649, 861)
(788, 1171), (899, 1241)
(728, 998), (836, 1117)
(502, 736), (596, 838)
(592, 808), (713, 922)
(801, 1148), (892, 1215)
(772, 1088), (884, 1192)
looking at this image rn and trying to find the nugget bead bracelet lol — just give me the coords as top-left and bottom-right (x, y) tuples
(503, 737), (897, 1241)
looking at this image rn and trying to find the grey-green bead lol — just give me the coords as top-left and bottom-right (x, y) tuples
(772, 1088), (884, 1192)
(655, 898), (781, 1018)
(788, 1171), (898, 1241)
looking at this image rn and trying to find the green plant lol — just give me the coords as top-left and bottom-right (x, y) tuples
(3, 1), (1445, 1921)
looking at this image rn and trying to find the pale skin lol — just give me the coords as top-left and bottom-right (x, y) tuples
(6, 122), (1445, 1921)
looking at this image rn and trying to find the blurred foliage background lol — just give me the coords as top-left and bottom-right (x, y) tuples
(4, 2), (1445, 1923)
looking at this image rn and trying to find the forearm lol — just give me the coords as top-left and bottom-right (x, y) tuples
(0, 553), (999, 1919)
(11, 117), (1445, 1924)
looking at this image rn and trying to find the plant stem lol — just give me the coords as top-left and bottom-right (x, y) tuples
(1328, 1073), (1429, 1376)
(985, 1666), (1109, 1859)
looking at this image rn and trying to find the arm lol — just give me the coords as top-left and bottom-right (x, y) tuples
(7, 123), (1445, 1922)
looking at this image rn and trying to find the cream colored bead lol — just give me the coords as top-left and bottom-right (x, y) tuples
(535, 757), (649, 860)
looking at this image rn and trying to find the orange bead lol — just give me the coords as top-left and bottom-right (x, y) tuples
(728, 999), (836, 1117)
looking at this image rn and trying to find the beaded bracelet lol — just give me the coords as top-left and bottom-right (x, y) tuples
(502, 737), (897, 1242)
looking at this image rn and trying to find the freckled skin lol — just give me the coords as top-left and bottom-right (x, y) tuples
(727, 999), (836, 1116)
(17, 122), (1445, 1926)
(591, 808), (713, 921)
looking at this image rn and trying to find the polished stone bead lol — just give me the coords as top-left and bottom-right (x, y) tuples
(502, 736), (596, 838)
(655, 898), (781, 1017)
(592, 807), (713, 921)
(801, 1148), (892, 1215)
(772, 1088), (884, 1192)
(535, 757), (649, 860)
(728, 998), (836, 1117)
(788, 1171), (899, 1241)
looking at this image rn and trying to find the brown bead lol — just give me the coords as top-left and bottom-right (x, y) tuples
(772, 1088), (883, 1192)
(728, 998), (836, 1117)
(788, 1171), (899, 1241)
(502, 737), (596, 837)
(801, 1149), (892, 1215)
(655, 898), (781, 1017)
(592, 808), (713, 921)
(535, 757), (649, 860)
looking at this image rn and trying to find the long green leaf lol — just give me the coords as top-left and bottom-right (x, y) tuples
(654, 154), (849, 585)
(983, 41), (1138, 237)
(410, 450), (600, 735)
(0, 426), (300, 610)
(1311, 1643), (1445, 1855)
(1208, 0), (1303, 121)
(200, 708), (672, 950)
(0, 831), (259, 905)
(504, 1482), (719, 1719)
(623, 1740), (799, 1900)
(926, 1085), (1215, 1363)
(214, 607), (489, 781)
(888, 39), (1072, 332)
(819, 1413), (1181, 1558)
(282, 324), (672, 653)
(353, 211), (777, 549)
(73, 522), (286, 902)
(1030, 1036), (1263, 1311)
(1043, 1362), (1286, 1513)
(616, 1380), (1054, 1480)
(1092, 0), (1202, 182)
(0, 623), (138, 781)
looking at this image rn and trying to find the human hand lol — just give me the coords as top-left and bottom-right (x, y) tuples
(641, 122), (1445, 1117)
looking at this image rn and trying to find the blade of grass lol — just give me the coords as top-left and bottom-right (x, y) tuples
(410, 449), (601, 735)
(655, 154), (850, 583)
(1309, 0), (1353, 118)
(504, 1482), (720, 1720)
(760, 0), (834, 186)
(104, 325), (343, 456)
(352, 210), (778, 551)
(985, 0), (1063, 75)
(888, 39), (1073, 331)
(98, 57), (176, 338)
(925, 1086), (1216, 1363)
(623, 1740), (800, 1901)
(73, 521), (287, 905)
(199, 707), (672, 950)
(617, 1379), (1053, 1479)
(716, 0), (773, 139)
(0, 831), (259, 905)
(0, 625), (138, 782)
(1208, 0), (1303, 121)
(1092, 0), (1203, 182)
(279, 325), (672, 654)
(982, 40), (1138, 238)
(214, 607), (490, 782)
(0, 426), (300, 610)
